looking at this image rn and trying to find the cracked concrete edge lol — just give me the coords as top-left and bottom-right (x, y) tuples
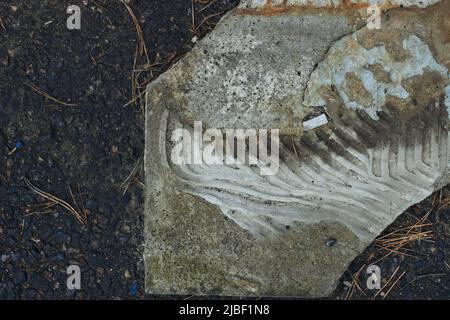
(142, 5), (371, 294)
(238, 0), (442, 10)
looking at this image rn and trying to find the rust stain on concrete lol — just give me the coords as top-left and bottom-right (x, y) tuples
(236, 0), (433, 16)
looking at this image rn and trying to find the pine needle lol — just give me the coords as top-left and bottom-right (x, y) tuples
(28, 82), (77, 107)
(25, 178), (87, 224)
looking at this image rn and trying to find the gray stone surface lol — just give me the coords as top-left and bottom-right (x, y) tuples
(144, 1), (450, 296)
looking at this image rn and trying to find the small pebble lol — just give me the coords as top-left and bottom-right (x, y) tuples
(85, 199), (97, 210)
(15, 270), (27, 284)
(90, 239), (100, 250)
(343, 281), (352, 288)
(6, 126), (17, 138)
(120, 223), (131, 234)
(48, 251), (66, 262)
(96, 267), (105, 276)
(99, 203), (113, 215)
(325, 237), (337, 247)
(15, 140), (25, 149)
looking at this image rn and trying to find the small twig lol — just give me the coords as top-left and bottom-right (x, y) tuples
(23, 201), (58, 217)
(194, 11), (225, 32)
(123, 90), (146, 108)
(375, 245), (418, 260)
(19, 219), (25, 239)
(373, 207), (434, 262)
(198, 0), (218, 13)
(415, 273), (446, 281)
(120, 156), (143, 196)
(122, 1), (148, 61)
(68, 185), (83, 219)
(28, 82), (77, 107)
(78, 183), (87, 222)
(137, 180), (145, 189)
(372, 266), (399, 300)
(376, 224), (433, 240)
(345, 264), (366, 300)
(291, 138), (299, 160)
(0, 15), (6, 31)
(91, 0), (107, 10)
(382, 271), (406, 300)
(400, 273), (446, 293)
(191, 0), (195, 32)
(122, 1), (150, 106)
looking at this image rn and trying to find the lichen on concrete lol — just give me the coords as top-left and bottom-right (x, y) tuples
(304, 34), (448, 120)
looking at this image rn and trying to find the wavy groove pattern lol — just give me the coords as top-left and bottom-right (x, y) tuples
(160, 103), (448, 241)
(158, 30), (449, 241)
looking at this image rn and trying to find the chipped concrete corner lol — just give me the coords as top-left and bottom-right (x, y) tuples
(144, 0), (450, 297)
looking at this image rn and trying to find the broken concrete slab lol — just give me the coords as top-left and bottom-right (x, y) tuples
(144, 0), (450, 297)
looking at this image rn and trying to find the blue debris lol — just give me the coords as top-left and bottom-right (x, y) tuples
(15, 140), (25, 149)
(130, 282), (138, 296)
(56, 252), (65, 261)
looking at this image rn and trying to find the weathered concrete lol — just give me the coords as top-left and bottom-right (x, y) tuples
(144, 0), (450, 296)
(240, 0), (442, 9)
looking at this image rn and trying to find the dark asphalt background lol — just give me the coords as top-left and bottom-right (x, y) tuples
(0, 0), (449, 299)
